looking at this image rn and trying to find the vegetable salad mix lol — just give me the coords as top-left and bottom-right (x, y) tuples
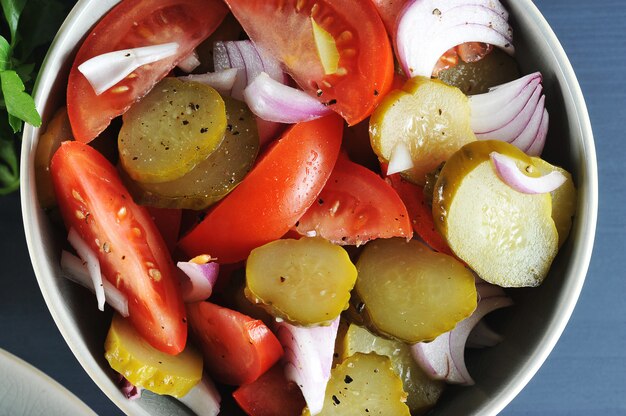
(40, 0), (577, 414)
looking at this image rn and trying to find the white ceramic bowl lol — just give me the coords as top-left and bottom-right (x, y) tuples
(21, 0), (597, 415)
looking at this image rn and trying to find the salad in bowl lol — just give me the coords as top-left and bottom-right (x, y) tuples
(21, 0), (597, 415)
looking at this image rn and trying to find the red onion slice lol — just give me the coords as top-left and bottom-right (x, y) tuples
(243, 72), (332, 124)
(469, 72), (541, 118)
(176, 256), (219, 303)
(490, 152), (566, 194)
(178, 68), (238, 96)
(177, 50), (201, 73)
(275, 318), (340, 415)
(67, 228), (106, 311)
(60, 250), (129, 317)
(117, 374), (142, 400)
(179, 376), (221, 416)
(509, 95), (546, 152)
(411, 282), (513, 385)
(387, 142), (415, 175)
(469, 72), (549, 155)
(396, 0), (514, 78)
(78, 42), (179, 95)
(213, 40), (287, 100)
(525, 109), (549, 156)
(471, 77), (541, 134)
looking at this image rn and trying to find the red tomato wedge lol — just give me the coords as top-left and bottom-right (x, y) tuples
(386, 173), (454, 256)
(67, 0), (228, 143)
(233, 364), (306, 416)
(178, 114), (343, 264)
(50, 141), (186, 354)
(223, 0), (394, 125)
(187, 302), (283, 386)
(296, 155), (412, 245)
(371, 0), (409, 34)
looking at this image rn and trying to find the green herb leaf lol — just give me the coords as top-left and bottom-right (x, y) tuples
(0, 69), (40, 131)
(0, 35), (10, 70)
(17, 0), (69, 59)
(0, 0), (26, 45)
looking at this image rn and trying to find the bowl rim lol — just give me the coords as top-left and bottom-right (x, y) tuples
(20, 0), (598, 415)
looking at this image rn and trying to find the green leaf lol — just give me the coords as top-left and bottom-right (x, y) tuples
(1, 0), (27, 45)
(0, 135), (19, 194)
(0, 69), (40, 131)
(0, 35), (10, 71)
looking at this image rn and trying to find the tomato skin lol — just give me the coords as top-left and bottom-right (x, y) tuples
(178, 114), (343, 264)
(386, 173), (454, 256)
(147, 207), (182, 255)
(187, 302), (283, 386)
(67, 0), (228, 143)
(51, 141), (186, 355)
(296, 155), (412, 245)
(223, 0), (394, 125)
(233, 364), (306, 416)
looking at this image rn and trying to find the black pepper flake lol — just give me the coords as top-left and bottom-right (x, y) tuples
(280, 276), (286, 283)
(182, 317), (187, 323)
(374, 89), (379, 96)
(132, 156), (138, 161)
(227, 124), (233, 131)
(324, 99), (338, 106)
(438, 108), (442, 115)
(332, 395), (341, 405)
(182, 120), (189, 125)
(356, 302), (365, 313)
(344, 375), (353, 384)
(200, 127), (209, 133)
(124, 53), (131, 57)
(316, 89), (323, 97)
(295, 221), (300, 227)
(318, 198), (324, 205)
(233, 131), (240, 135)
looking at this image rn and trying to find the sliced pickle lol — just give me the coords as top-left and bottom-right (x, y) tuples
(104, 314), (202, 398)
(245, 237), (357, 326)
(342, 324), (445, 415)
(118, 77), (227, 183)
(121, 95), (259, 210)
(532, 157), (577, 248)
(355, 238), (476, 343)
(369, 76), (475, 185)
(438, 48), (520, 95)
(433, 140), (559, 287)
(304, 352), (410, 416)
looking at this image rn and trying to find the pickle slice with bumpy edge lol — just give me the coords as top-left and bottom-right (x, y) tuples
(433, 140), (559, 287)
(532, 157), (577, 248)
(121, 95), (259, 210)
(118, 77), (227, 183)
(369, 76), (475, 185)
(342, 324), (445, 415)
(303, 352), (410, 416)
(245, 237), (357, 326)
(356, 238), (476, 343)
(438, 48), (520, 95)
(104, 314), (202, 398)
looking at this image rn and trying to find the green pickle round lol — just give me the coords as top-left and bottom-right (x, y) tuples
(118, 77), (227, 183)
(122, 95), (259, 210)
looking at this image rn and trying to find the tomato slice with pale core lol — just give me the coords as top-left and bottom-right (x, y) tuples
(296, 155), (412, 245)
(67, 0), (228, 143)
(178, 114), (344, 264)
(51, 141), (187, 355)
(187, 302), (283, 386)
(223, 0), (394, 125)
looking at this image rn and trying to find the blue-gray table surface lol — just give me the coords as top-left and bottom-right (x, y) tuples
(1, 0), (624, 414)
